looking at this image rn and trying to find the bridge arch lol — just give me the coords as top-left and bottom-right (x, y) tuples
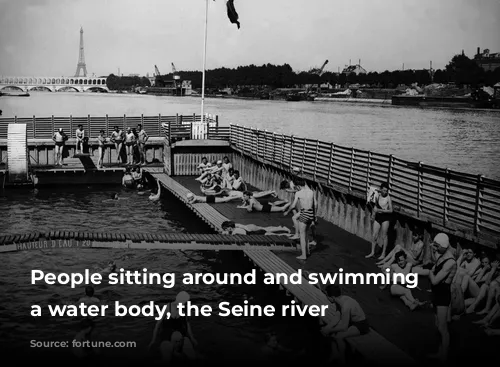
(1, 85), (24, 92)
(79, 79), (83, 85)
(86, 86), (108, 93)
(56, 86), (79, 92)
(28, 86), (52, 92)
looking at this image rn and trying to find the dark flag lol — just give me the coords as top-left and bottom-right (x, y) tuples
(226, 0), (240, 29)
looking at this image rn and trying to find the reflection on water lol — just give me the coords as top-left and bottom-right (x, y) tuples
(2, 92), (499, 178)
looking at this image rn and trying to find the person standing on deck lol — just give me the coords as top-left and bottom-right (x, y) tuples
(97, 130), (106, 168)
(124, 127), (136, 165)
(75, 124), (85, 154)
(137, 124), (149, 165)
(428, 233), (457, 363)
(52, 128), (68, 166)
(366, 182), (393, 260)
(284, 178), (316, 261)
(110, 126), (124, 164)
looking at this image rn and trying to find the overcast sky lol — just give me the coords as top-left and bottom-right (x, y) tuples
(0, 0), (499, 77)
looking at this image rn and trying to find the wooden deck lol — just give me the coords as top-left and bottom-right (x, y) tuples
(147, 172), (417, 366)
(0, 232), (297, 253)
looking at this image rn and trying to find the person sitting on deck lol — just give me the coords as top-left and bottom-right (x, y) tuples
(224, 170), (244, 191)
(320, 284), (370, 364)
(466, 262), (499, 314)
(122, 168), (135, 188)
(379, 251), (426, 310)
(238, 191), (291, 213)
(461, 256), (497, 312)
(452, 248), (481, 288)
(186, 192), (240, 204)
(221, 221), (291, 236)
(195, 160), (224, 183)
(222, 168), (235, 188)
(283, 178), (316, 261)
(149, 179), (161, 201)
(197, 157), (210, 174)
(148, 291), (198, 363)
(200, 175), (224, 196)
(132, 167), (144, 188)
(75, 124), (85, 154)
(377, 231), (425, 269)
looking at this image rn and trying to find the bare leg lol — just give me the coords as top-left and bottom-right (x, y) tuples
(270, 202), (291, 212)
(253, 190), (276, 198)
(378, 220), (390, 260)
(377, 245), (401, 265)
(478, 283), (499, 315)
(468, 284), (489, 314)
(366, 220), (381, 258)
(296, 221), (308, 260)
(390, 284), (416, 303)
(430, 306), (450, 362)
(290, 211), (300, 239)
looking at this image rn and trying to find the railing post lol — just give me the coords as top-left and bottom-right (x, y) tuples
(366, 151), (372, 193)
(15, 116), (17, 123)
(105, 115), (109, 135)
(87, 114), (91, 137)
(216, 115), (219, 128)
(328, 143), (335, 185)
(387, 154), (394, 187)
(473, 174), (484, 235)
(443, 168), (450, 225)
(417, 162), (423, 217)
(32, 115), (36, 138)
(123, 114), (126, 130)
(141, 114), (144, 126)
(176, 113), (179, 124)
(158, 114), (161, 137)
(313, 140), (319, 181)
(289, 136), (294, 169)
(301, 139), (306, 173)
(348, 147), (355, 192)
(51, 115), (54, 136)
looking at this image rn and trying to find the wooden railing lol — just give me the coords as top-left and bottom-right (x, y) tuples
(228, 125), (500, 245)
(0, 114), (218, 140)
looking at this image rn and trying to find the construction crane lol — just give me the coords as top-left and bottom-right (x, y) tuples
(171, 63), (181, 89)
(306, 60), (329, 97)
(154, 65), (161, 77)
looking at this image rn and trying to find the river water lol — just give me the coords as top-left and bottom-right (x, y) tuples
(0, 186), (320, 363)
(0, 92), (499, 363)
(1, 92), (499, 179)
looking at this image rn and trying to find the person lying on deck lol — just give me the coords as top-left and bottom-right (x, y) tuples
(238, 191), (291, 213)
(200, 176), (224, 196)
(223, 189), (277, 199)
(186, 192), (241, 204)
(377, 231), (425, 269)
(221, 221), (291, 236)
(379, 251), (426, 311)
(320, 284), (370, 364)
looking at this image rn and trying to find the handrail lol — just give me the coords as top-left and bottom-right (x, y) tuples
(0, 114), (220, 140)
(228, 124), (500, 245)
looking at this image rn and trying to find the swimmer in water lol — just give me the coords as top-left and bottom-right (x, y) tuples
(73, 318), (99, 360)
(149, 179), (161, 201)
(77, 286), (100, 306)
(102, 193), (120, 202)
(99, 261), (116, 275)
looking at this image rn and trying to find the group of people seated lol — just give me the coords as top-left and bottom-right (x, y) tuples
(190, 160), (319, 261)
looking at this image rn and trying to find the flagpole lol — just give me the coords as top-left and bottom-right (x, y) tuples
(200, 0), (209, 137)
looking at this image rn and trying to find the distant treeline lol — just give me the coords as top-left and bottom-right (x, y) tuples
(106, 74), (150, 90)
(106, 54), (500, 90)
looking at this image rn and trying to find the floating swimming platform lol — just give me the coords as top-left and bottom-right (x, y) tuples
(0, 232), (297, 253)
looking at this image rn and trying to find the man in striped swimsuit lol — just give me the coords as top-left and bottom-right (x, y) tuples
(286, 178), (316, 260)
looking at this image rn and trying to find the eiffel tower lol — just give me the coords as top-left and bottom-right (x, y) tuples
(74, 27), (87, 77)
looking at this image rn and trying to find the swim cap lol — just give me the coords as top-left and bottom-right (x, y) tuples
(217, 160), (222, 164)
(186, 193), (194, 199)
(176, 291), (190, 303)
(292, 167), (301, 173)
(433, 233), (450, 248)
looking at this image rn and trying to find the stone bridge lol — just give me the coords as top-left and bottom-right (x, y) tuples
(0, 76), (108, 92)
